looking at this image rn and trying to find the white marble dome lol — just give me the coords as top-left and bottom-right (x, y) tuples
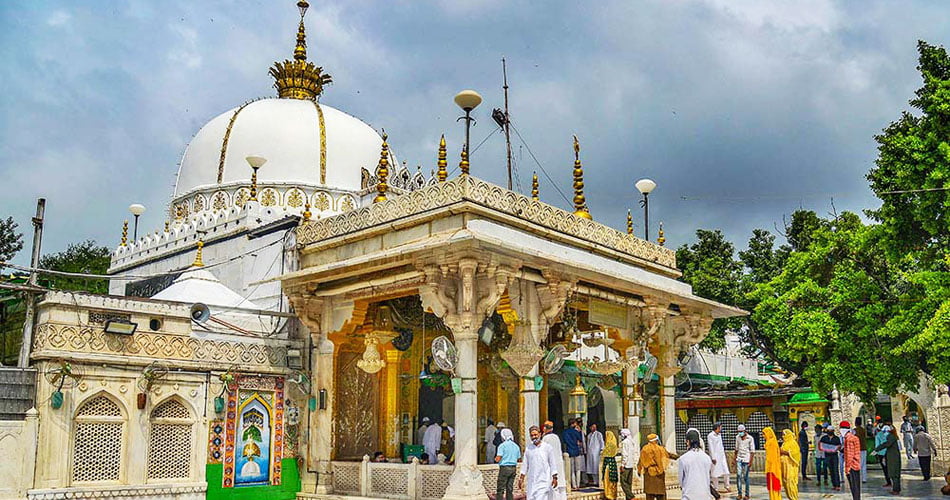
(173, 98), (383, 198)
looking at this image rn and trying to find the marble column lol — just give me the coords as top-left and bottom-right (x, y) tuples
(311, 333), (336, 494)
(521, 366), (541, 445)
(623, 362), (642, 491)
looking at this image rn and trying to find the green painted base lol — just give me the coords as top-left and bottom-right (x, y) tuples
(206, 458), (301, 500)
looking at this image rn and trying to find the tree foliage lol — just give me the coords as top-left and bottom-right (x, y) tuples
(0, 216), (24, 262)
(39, 240), (112, 294)
(675, 230), (742, 350)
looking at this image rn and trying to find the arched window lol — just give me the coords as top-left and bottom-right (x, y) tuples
(72, 394), (125, 483)
(147, 399), (194, 481)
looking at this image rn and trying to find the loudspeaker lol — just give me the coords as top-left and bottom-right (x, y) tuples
(190, 303), (211, 323)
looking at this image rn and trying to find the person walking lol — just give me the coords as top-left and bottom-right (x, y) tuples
(601, 431), (620, 500)
(542, 421), (567, 500)
(814, 424), (828, 486)
(678, 437), (714, 500)
(520, 426), (560, 500)
(873, 424), (902, 495)
(735, 424), (755, 500)
(914, 426), (937, 481)
(781, 429), (802, 500)
(707, 423), (731, 493)
(619, 429), (637, 500)
(495, 428), (521, 500)
(900, 416), (915, 461)
(819, 424), (842, 491)
(585, 423), (604, 487)
(842, 421), (862, 500)
(638, 433), (677, 500)
(854, 417), (868, 483)
(797, 422), (810, 481)
(874, 421), (891, 488)
(763, 427), (783, 500)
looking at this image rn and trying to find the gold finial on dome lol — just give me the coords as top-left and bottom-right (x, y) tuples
(572, 135), (591, 219)
(374, 131), (390, 203)
(121, 220), (128, 247)
(164, 221), (170, 233)
(269, 0), (332, 100)
(437, 134), (448, 182)
(459, 145), (470, 176)
(658, 222), (666, 246)
(626, 209), (633, 235)
(302, 202), (312, 221)
(192, 239), (205, 267)
(531, 171), (539, 200)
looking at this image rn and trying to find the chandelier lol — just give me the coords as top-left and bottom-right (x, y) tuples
(500, 319), (544, 377)
(577, 357), (634, 375)
(356, 336), (386, 374)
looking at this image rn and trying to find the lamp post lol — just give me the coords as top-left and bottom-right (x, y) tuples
(246, 155), (267, 201)
(454, 90), (482, 160)
(635, 178), (656, 241)
(128, 204), (146, 240)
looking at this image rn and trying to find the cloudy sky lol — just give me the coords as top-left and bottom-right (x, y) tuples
(1, 1), (947, 266)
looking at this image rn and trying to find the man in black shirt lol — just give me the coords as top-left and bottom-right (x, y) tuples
(798, 422), (811, 480)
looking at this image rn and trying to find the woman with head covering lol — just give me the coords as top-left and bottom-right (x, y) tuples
(619, 429), (636, 500)
(781, 429), (801, 500)
(763, 427), (783, 500)
(601, 431), (620, 500)
(638, 433), (677, 500)
(873, 424), (902, 495)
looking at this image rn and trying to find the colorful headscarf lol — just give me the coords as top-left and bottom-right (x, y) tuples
(602, 431), (619, 482)
(782, 429), (801, 466)
(763, 427), (782, 494)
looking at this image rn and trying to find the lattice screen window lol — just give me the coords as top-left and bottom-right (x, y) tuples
(72, 395), (125, 483)
(147, 399), (194, 481)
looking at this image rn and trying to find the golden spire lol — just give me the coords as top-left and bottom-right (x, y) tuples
(249, 166), (260, 201)
(626, 210), (633, 235)
(531, 171), (539, 200)
(374, 131), (390, 203)
(459, 145), (470, 176)
(302, 203), (312, 221)
(164, 221), (170, 233)
(658, 222), (666, 246)
(437, 134), (448, 182)
(572, 135), (591, 219)
(121, 220), (128, 247)
(192, 239), (205, 267)
(269, 0), (332, 100)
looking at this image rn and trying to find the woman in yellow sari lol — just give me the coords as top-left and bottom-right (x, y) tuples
(763, 427), (782, 500)
(601, 431), (619, 500)
(781, 429), (801, 500)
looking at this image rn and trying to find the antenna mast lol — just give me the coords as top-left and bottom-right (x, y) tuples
(502, 58), (513, 190)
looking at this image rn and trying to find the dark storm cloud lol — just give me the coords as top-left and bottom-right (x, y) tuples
(1, 0), (948, 264)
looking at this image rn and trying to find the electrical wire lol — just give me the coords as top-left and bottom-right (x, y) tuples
(509, 123), (572, 206)
(447, 126), (502, 176)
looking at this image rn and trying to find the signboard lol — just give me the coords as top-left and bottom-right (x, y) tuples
(588, 298), (628, 329)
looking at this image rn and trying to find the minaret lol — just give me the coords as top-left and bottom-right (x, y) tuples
(531, 172), (539, 200)
(374, 131), (390, 203)
(437, 135), (448, 182)
(626, 210), (633, 235)
(572, 135), (591, 219)
(269, 0), (333, 100)
(459, 146), (470, 176)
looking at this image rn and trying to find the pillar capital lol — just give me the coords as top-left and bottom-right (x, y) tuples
(417, 257), (513, 340)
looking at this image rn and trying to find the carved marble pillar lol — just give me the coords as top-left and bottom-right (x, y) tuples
(419, 258), (511, 500)
(383, 348), (402, 458)
(623, 348), (642, 491)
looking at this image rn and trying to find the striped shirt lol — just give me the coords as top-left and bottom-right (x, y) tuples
(842, 431), (861, 473)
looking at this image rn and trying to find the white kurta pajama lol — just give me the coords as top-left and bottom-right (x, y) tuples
(522, 441), (560, 500)
(484, 424), (497, 463)
(679, 448), (714, 500)
(585, 430), (604, 483)
(542, 433), (567, 500)
(707, 431), (730, 488)
(423, 424), (443, 464)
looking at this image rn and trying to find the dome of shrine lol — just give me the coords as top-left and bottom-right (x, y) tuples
(173, 98), (383, 199)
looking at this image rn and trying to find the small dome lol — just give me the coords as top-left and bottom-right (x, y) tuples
(173, 98), (383, 199)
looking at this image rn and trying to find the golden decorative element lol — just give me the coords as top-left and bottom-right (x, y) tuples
(627, 209), (633, 235)
(249, 166), (261, 201)
(572, 135), (591, 219)
(260, 188), (278, 207)
(295, 175), (678, 268)
(531, 171), (539, 200)
(437, 134), (448, 182)
(193, 194), (205, 212)
(302, 203), (312, 221)
(217, 101), (254, 183)
(234, 188), (250, 207)
(121, 220), (128, 247)
(164, 222), (170, 233)
(356, 336), (385, 373)
(340, 195), (355, 212)
(313, 101), (328, 183)
(578, 357), (634, 376)
(314, 191), (330, 211)
(500, 319), (545, 377)
(458, 145), (470, 176)
(374, 131), (390, 203)
(286, 188), (304, 208)
(192, 240), (205, 267)
(495, 292), (519, 326)
(658, 222), (666, 246)
(269, 0), (332, 100)
(212, 191), (228, 210)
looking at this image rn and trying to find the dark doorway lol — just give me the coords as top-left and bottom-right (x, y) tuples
(419, 382), (446, 425)
(547, 391), (564, 433)
(586, 387), (606, 436)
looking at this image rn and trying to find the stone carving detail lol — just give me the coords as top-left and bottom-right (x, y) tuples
(418, 259), (512, 339)
(234, 188), (250, 207)
(286, 188), (305, 208)
(33, 323), (287, 367)
(260, 188), (279, 207)
(212, 191), (229, 210)
(298, 175), (676, 268)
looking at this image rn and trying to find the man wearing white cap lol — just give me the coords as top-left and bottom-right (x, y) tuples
(734, 424), (755, 500)
(416, 417), (430, 446)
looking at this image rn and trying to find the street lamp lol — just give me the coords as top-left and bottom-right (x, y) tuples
(128, 204), (146, 240)
(454, 90), (482, 160)
(246, 155), (267, 201)
(635, 178), (656, 241)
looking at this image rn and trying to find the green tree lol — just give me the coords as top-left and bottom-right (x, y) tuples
(0, 216), (24, 262)
(675, 229), (742, 350)
(39, 240), (112, 294)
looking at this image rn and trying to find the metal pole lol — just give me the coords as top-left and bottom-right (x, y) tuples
(18, 198), (45, 368)
(642, 193), (649, 241)
(464, 110), (472, 159)
(133, 214), (140, 240)
(502, 58), (513, 191)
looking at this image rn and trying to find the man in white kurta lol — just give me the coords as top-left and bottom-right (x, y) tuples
(707, 423), (730, 492)
(416, 417), (430, 446)
(679, 442), (714, 500)
(520, 426), (560, 500)
(485, 420), (498, 464)
(542, 421), (567, 500)
(423, 421), (443, 464)
(585, 424), (604, 486)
